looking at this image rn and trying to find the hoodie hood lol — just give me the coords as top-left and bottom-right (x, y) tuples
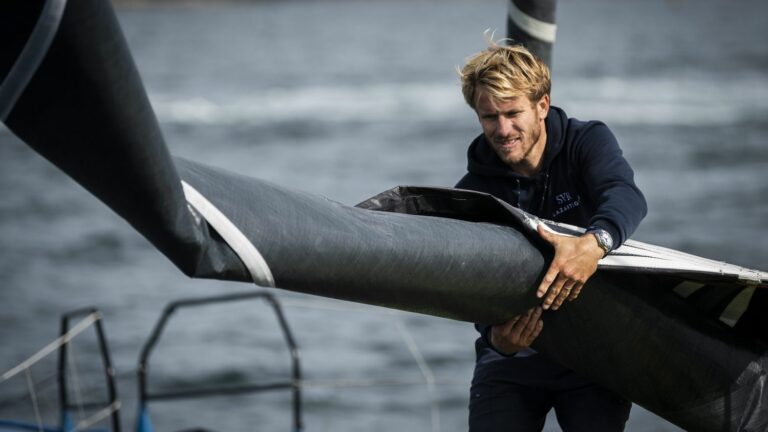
(466, 106), (569, 178)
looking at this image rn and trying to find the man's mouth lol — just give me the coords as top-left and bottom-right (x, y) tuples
(495, 137), (521, 147)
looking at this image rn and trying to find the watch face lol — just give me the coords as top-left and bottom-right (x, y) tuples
(598, 231), (610, 248)
(590, 229), (613, 253)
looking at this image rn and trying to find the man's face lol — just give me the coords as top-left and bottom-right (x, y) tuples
(475, 89), (549, 173)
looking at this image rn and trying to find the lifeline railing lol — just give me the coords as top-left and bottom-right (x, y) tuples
(136, 291), (302, 432)
(0, 308), (121, 432)
(59, 308), (121, 432)
(135, 291), (460, 432)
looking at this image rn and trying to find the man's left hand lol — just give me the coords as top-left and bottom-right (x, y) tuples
(535, 224), (605, 310)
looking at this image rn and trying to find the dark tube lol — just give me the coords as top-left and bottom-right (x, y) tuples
(506, 0), (557, 67)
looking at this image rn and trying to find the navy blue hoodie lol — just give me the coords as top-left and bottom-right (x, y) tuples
(456, 105), (646, 247)
(457, 106), (647, 378)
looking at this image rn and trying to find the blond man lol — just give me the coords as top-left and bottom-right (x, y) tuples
(457, 43), (646, 431)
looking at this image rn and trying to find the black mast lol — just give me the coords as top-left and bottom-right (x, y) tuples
(506, 0), (558, 67)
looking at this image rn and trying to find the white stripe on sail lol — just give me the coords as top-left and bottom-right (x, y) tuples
(604, 240), (768, 285)
(508, 0), (557, 43)
(600, 255), (721, 274)
(533, 218), (767, 285)
(181, 181), (275, 288)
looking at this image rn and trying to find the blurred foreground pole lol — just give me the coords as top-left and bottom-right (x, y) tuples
(507, 0), (557, 67)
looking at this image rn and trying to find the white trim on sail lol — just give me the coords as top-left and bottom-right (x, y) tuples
(181, 181), (275, 288)
(530, 216), (768, 286)
(508, 0), (557, 43)
(602, 239), (768, 286)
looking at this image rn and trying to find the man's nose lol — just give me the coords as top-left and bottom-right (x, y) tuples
(496, 117), (514, 136)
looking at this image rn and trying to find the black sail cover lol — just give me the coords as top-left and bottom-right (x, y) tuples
(1, 1), (767, 430)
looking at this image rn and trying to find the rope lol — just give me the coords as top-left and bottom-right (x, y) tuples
(1, 313), (99, 384)
(1, 312), (119, 431)
(392, 313), (440, 432)
(0, 373), (56, 409)
(298, 377), (465, 389)
(248, 295), (458, 431)
(279, 297), (403, 314)
(66, 342), (87, 423)
(71, 401), (122, 432)
(24, 369), (44, 432)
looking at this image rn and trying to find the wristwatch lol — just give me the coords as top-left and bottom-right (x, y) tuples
(586, 227), (613, 257)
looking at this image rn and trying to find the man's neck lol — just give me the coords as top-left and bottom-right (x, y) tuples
(510, 130), (547, 177)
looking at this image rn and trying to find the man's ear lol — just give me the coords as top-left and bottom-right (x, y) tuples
(537, 94), (550, 118)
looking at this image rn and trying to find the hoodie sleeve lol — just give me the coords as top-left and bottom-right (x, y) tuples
(572, 122), (647, 248)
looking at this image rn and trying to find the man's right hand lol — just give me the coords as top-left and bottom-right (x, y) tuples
(489, 307), (544, 355)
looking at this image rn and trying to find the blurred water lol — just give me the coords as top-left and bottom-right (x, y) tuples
(1, 0), (767, 431)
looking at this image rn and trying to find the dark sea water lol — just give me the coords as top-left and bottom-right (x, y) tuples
(1, 0), (767, 431)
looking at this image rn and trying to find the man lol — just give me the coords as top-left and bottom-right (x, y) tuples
(456, 43), (647, 431)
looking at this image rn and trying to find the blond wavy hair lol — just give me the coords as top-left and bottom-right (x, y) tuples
(460, 41), (551, 109)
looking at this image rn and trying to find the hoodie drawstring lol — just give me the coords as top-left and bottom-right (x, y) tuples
(537, 169), (551, 216)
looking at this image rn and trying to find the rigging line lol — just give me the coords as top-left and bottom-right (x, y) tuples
(298, 377), (467, 389)
(67, 341), (87, 423)
(0, 373), (58, 409)
(391, 312), (440, 432)
(24, 369), (44, 432)
(279, 298), (392, 314)
(1, 313), (99, 384)
(71, 401), (122, 432)
(393, 318), (436, 386)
